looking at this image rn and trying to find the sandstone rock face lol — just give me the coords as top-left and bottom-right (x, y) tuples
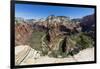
(15, 45), (94, 65)
(44, 15), (82, 51)
(15, 45), (41, 65)
(15, 23), (33, 46)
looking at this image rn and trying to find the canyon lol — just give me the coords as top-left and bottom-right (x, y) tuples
(15, 14), (95, 65)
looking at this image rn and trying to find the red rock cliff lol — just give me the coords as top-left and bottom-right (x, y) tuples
(15, 23), (33, 46)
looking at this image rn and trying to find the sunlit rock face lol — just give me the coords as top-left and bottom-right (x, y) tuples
(43, 15), (82, 51)
(46, 15), (82, 33)
(46, 15), (70, 25)
(15, 23), (33, 46)
(15, 45), (41, 65)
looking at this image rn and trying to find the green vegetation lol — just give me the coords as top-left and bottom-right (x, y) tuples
(28, 31), (45, 51)
(48, 50), (57, 58)
(48, 32), (94, 58)
(71, 33), (94, 49)
(27, 31), (50, 56)
(27, 31), (94, 58)
(41, 47), (49, 56)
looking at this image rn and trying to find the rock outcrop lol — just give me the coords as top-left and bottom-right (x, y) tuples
(15, 45), (41, 65)
(15, 23), (33, 46)
(80, 14), (95, 32)
(44, 15), (82, 51)
(15, 45), (94, 65)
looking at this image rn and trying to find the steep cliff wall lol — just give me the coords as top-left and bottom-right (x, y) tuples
(15, 23), (33, 46)
(80, 14), (95, 32)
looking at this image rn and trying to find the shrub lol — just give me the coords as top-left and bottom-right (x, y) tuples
(41, 47), (49, 56)
(77, 33), (94, 49)
(48, 50), (60, 58)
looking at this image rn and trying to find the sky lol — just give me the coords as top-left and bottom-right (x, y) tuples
(15, 4), (94, 19)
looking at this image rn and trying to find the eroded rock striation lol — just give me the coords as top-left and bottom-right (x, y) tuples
(15, 23), (33, 46)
